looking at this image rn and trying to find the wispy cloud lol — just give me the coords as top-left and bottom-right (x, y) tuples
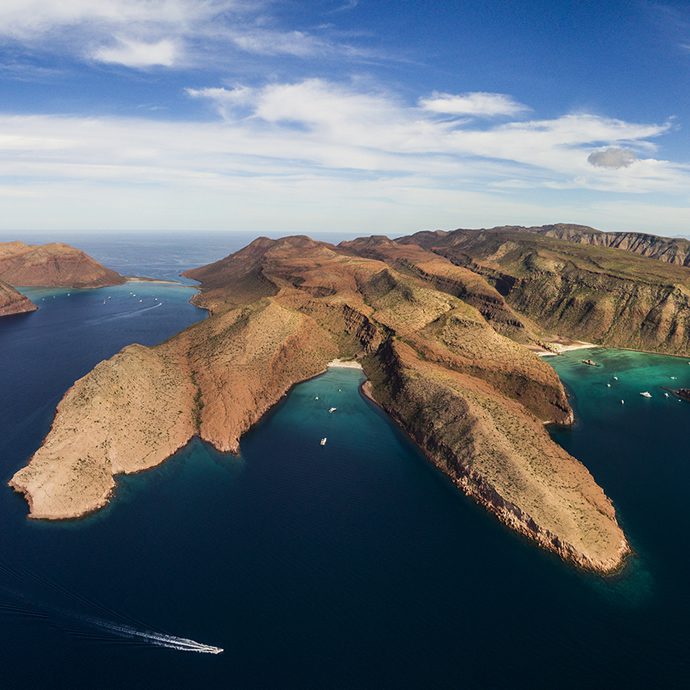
(0, 77), (684, 232)
(0, 0), (381, 69)
(92, 37), (179, 68)
(419, 91), (528, 118)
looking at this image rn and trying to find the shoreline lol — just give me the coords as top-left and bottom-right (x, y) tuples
(327, 358), (364, 369)
(535, 341), (598, 357)
(125, 276), (185, 286)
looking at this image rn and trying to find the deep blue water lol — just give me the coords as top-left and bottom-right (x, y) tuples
(0, 237), (689, 688)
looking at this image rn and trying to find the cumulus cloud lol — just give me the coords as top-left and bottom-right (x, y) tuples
(587, 147), (638, 169)
(419, 91), (528, 117)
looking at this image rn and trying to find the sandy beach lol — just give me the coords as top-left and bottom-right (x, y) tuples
(536, 341), (598, 357)
(327, 358), (364, 369)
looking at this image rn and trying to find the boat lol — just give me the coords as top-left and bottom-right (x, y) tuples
(613, 376), (618, 380)
(640, 391), (652, 398)
(620, 400), (625, 405)
(320, 437), (327, 446)
(328, 407), (337, 413)
(582, 359), (598, 366)
(607, 383), (611, 388)
(676, 388), (690, 402)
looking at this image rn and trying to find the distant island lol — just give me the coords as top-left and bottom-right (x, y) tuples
(0, 241), (125, 317)
(9, 225), (690, 574)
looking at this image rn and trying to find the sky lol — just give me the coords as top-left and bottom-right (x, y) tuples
(1, 0), (690, 236)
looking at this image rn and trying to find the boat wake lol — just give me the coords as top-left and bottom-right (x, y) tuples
(0, 559), (222, 655)
(88, 301), (162, 325)
(81, 617), (223, 654)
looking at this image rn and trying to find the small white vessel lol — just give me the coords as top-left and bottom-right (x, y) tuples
(620, 400), (625, 405)
(315, 396), (319, 400)
(640, 391), (652, 398)
(613, 376), (618, 381)
(320, 437), (327, 446)
(329, 407), (337, 413)
(607, 383), (611, 388)
(665, 392), (670, 398)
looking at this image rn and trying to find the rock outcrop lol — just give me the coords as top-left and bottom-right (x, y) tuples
(535, 224), (690, 267)
(0, 241), (124, 288)
(11, 234), (629, 574)
(0, 279), (37, 318)
(401, 227), (690, 355)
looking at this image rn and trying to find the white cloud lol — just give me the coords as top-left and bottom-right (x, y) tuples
(0, 79), (686, 233)
(419, 91), (528, 117)
(0, 1), (234, 38)
(0, 0), (378, 68)
(92, 37), (179, 68)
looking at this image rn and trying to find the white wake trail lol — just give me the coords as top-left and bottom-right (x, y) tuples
(84, 617), (224, 654)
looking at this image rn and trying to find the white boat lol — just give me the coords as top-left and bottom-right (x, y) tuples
(607, 383), (611, 388)
(640, 391), (652, 398)
(664, 392), (670, 398)
(328, 407), (337, 413)
(613, 376), (618, 380)
(320, 437), (327, 446)
(315, 396), (319, 400)
(620, 400), (625, 405)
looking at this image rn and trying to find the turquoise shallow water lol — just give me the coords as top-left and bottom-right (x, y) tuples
(1, 237), (689, 687)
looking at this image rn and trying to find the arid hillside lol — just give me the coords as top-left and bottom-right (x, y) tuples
(0, 279), (37, 318)
(400, 227), (690, 355)
(12, 234), (629, 574)
(0, 241), (124, 288)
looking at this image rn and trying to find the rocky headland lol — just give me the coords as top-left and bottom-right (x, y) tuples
(0, 241), (124, 288)
(10, 232), (638, 574)
(0, 241), (125, 318)
(0, 279), (37, 318)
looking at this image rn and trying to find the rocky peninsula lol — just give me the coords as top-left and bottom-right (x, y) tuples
(0, 279), (37, 317)
(10, 232), (641, 574)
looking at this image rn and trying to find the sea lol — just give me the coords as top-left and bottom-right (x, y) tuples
(0, 232), (688, 689)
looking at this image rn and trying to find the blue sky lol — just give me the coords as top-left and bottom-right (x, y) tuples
(1, 0), (690, 235)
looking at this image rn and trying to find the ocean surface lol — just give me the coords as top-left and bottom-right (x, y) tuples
(0, 235), (689, 688)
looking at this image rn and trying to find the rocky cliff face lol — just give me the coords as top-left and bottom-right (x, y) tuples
(0, 280), (37, 318)
(401, 228), (690, 356)
(536, 225), (690, 267)
(11, 235), (629, 574)
(0, 242), (124, 288)
(364, 339), (627, 574)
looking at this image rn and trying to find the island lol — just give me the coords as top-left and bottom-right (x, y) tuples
(0, 241), (125, 318)
(0, 241), (125, 289)
(14, 231), (665, 575)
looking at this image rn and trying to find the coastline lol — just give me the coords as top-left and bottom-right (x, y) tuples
(327, 358), (364, 369)
(125, 276), (185, 286)
(535, 340), (598, 357)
